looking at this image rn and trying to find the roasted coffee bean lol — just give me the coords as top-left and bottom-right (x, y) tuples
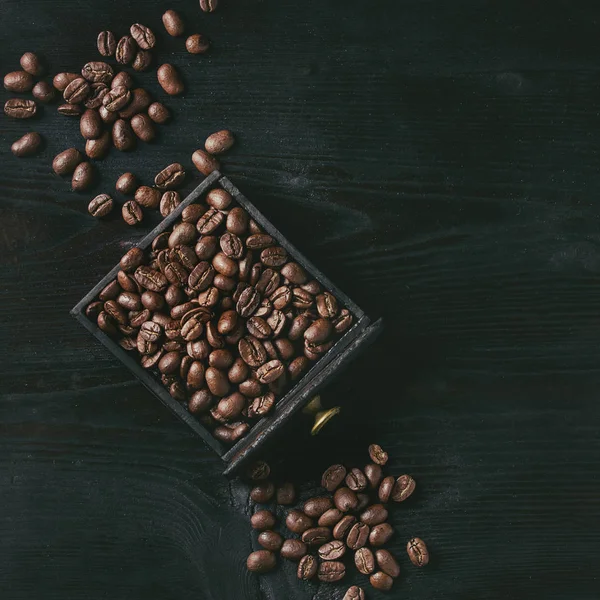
(197, 209), (225, 236)
(189, 389), (213, 413)
(250, 481), (275, 504)
(256, 359), (283, 384)
(64, 77), (90, 103)
(133, 186), (160, 210)
(110, 71), (134, 90)
(155, 163), (185, 190)
(205, 129), (235, 155)
(375, 549), (400, 578)
(281, 262), (307, 285)
(136, 334), (157, 355)
(158, 351), (182, 374)
(246, 550), (275, 574)
(378, 476), (395, 503)
(319, 540), (346, 561)
(333, 309), (353, 333)
(206, 189), (231, 211)
(258, 530), (283, 552)
(181, 317), (204, 341)
(355, 547), (375, 575)
(333, 487), (358, 513)
(305, 338), (333, 359)
(261, 246), (287, 268)
(318, 561), (345, 583)
(119, 88), (151, 118)
(285, 510), (313, 534)
(131, 308), (152, 327)
(270, 286), (292, 310)
(116, 36), (137, 64)
(188, 261), (215, 292)
(11, 132), (43, 157)
(81, 61), (113, 84)
(58, 103), (83, 116)
(119, 337), (137, 351)
(255, 269), (279, 297)
(171, 301), (197, 320)
(215, 310), (237, 335)
(4, 71), (34, 92)
(197, 287), (220, 308)
(182, 204), (206, 225)
(187, 339), (210, 360)
(301, 527), (331, 546)
(88, 193), (113, 217)
(370, 572), (393, 591)
(72, 162), (94, 191)
(205, 366), (229, 396)
(98, 105), (117, 123)
(212, 252), (237, 278)
(225, 359), (247, 386)
(392, 474), (416, 502)
(238, 252), (254, 281)
(169, 380), (186, 401)
(245, 234), (272, 250)
(99, 280), (121, 301)
(85, 131), (111, 159)
(276, 482), (296, 505)
(141, 290), (163, 310)
(316, 292), (339, 319)
(83, 83), (108, 110)
(165, 262), (189, 287)
(265, 309), (284, 335)
(186, 33), (210, 54)
(251, 509), (276, 531)
(139, 321), (161, 342)
(53, 72), (78, 91)
(135, 266), (167, 292)
(113, 119), (135, 151)
(247, 460), (271, 481)
(280, 539), (307, 561)
(192, 149), (220, 175)
(292, 287), (313, 310)
(148, 101), (170, 123)
(20, 52), (44, 76)
(194, 238), (218, 264)
(32, 81), (56, 103)
(245, 316), (271, 340)
(97, 311), (117, 335)
(360, 504), (388, 526)
(219, 232), (243, 260)
(97, 31), (117, 56)
(103, 86), (131, 112)
(120, 247), (144, 272)
(368, 443), (388, 465)
(152, 232), (170, 253)
(130, 24), (156, 50)
(209, 346), (233, 369)
(297, 555), (317, 581)
(159, 191), (181, 217)
(104, 300), (127, 325)
(213, 422), (248, 443)
(132, 50), (152, 72)
(4, 98), (37, 118)
(157, 63), (184, 95)
(162, 9), (185, 36)
(357, 494), (371, 513)
(238, 336), (267, 368)
(347, 522), (370, 550)
(363, 464), (382, 490)
(346, 468), (368, 492)
(288, 356), (309, 380)
(236, 286), (261, 318)
(80, 109), (103, 139)
(247, 392), (275, 418)
(170, 223), (198, 248)
(288, 314), (312, 341)
(318, 508), (343, 528)
(343, 586), (365, 600)
(407, 537), (429, 566)
(303, 497), (333, 519)
(304, 318), (332, 344)
(200, 0), (218, 11)
(322, 464), (346, 492)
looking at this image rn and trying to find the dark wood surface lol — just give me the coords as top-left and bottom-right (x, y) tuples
(2, 1), (600, 598)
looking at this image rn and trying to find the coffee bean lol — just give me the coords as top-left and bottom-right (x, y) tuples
(318, 540), (345, 561)
(205, 366), (230, 396)
(280, 539), (307, 561)
(11, 132), (43, 157)
(20, 52), (44, 76)
(301, 527), (331, 546)
(256, 359), (283, 384)
(288, 356), (309, 380)
(112, 71), (134, 90)
(321, 464), (346, 492)
(97, 31), (117, 56)
(122, 201), (143, 225)
(317, 291), (339, 318)
(317, 561), (345, 583)
(162, 10), (185, 36)
(130, 24), (156, 50)
(258, 530), (283, 552)
(392, 474), (416, 502)
(238, 336), (266, 368)
(348, 522), (370, 550)
(206, 188), (232, 210)
(160, 191), (181, 217)
(285, 510), (313, 534)
(297, 555), (317, 581)
(120, 247), (144, 272)
(281, 262), (307, 285)
(333, 308), (353, 333)
(133, 50), (152, 72)
(276, 482), (296, 505)
(225, 208), (248, 237)
(4, 71), (34, 93)
(86, 301), (104, 320)
(333, 487), (358, 512)
(192, 149), (220, 175)
(318, 508), (343, 528)
(116, 172), (137, 194)
(99, 279), (121, 301)
(97, 311), (117, 336)
(103, 86), (131, 112)
(4, 98), (37, 119)
(368, 443), (388, 465)
(205, 130), (235, 155)
(359, 504), (388, 526)
(355, 547), (375, 575)
(98, 105), (117, 123)
(31, 81), (56, 103)
(236, 286), (261, 318)
(370, 571), (393, 591)
(84, 83), (109, 108)
(265, 308), (285, 334)
(219, 232), (244, 260)
(246, 550), (276, 574)
(188, 389), (213, 413)
(250, 509), (275, 530)
(289, 314), (312, 341)
(246, 316), (271, 339)
(247, 392), (275, 418)
(270, 286), (292, 311)
(346, 468), (368, 492)
(157, 63), (184, 95)
(378, 476), (395, 503)
(148, 102), (170, 123)
(88, 194), (113, 218)
(113, 119), (135, 151)
(116, 36), (137, 64)
(81, 61), (113, 84)
(80, 109), (103, 139)
(130, 113), (155, 142)
(186, 33), (210, 54)
(407, 537), (429, 566)
(304, 318), (332, 344)
(343, 586), (365, 600)
(362, 464), (382, 490)
(303, 497), (333, 519)
(250, 481), (275, 503)
(72, 162), (94, 191)
(53, 72), (78, 91)
(64, 77), (90, 103)
(213, 422), (248, 443)
(261, 246), (288, 268)
(86, 131), (111, 159)
(58, 103), (83, 116)
(375, 549), (400, 578)
(119, 88), (151, 119)
(155, 163), (186, 190)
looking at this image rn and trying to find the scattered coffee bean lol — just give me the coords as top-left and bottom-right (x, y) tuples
(147, 102), (170, 123)
(258, 530), (283, 552)
(80, 108), (103, 139)
(98, 105), (116, 123)
(347, 522), (370, 550)
(276, 482), (296, 505)
(133, 50), (152, 72)
(407, 537), (429, 566)
(355, 547), (375, 575)
(157, 63), (184, 95)
(301, 527), (331, 546)
(4, 98), (37, 119)
(318, 561), (345, 583)
(119, 88), (151, 118)
(370, 571), (393, 591)
(103, 86), (131, 112)
(343, 586), (365, 600)
(130, 24), (156, 50)
(115, 36), (137, 65)
(192, 149), (220, 175)
(31, 81), (56, 103)
(250, 509), (276, 530)
(368, 443), (388, 465)
(369, 522), (394, 547)
(346, 468), (368, 492)
(160, 191), (181, 217)
(122, 200), (143, 225)
(250, 480), (275, 503)
(112, 71), (134, 90)
(116, 172), (137, 195)
(81, 61), (113, 84)
(363, 463), (383, 490)
(246, 550), (276, 574)
(88, 194), (113, 218)
(205, 129), (235, 155)
(162, 10), (185, 36)
(131, 113), (155, 142)
(303, 497), (333, 519)
(333, 487), (358, 512)
(155, 163), (185, 189)
(4, 71), (35, 93)
(20, 52), (44, 76)
(375, 549), (400, 578)
(53, 72), (78, 91)
(64, 77), (90, 104)
(186, 33), (210, 54)
(280, 539), (308, 561)
(318, 540), (346, 561)
(58, 103), (83, 116)
(359, 504), (388, 527)
(322, 464), (346, 492)
(206, 188), (232, 209)
(297, 555), (317, 581)
(392, 475), (416, 502)
(318, 508), (343, 527)
(378, 476), (395, 503)
(11, 132), (42, 157)
(72, 161), (94, 191)
(285, 510), (313, 534)
(85, 131), (111, 159)
(52, 148), (83, 175)
(113, 119), (135, 151)
(85, 83), (109, 108)
(97, 31), (117, 56)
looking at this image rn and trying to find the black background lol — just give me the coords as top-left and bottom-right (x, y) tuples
(1, 1), (600, 599)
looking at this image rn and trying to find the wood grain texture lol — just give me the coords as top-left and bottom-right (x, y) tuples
(2, 0), (600, 598)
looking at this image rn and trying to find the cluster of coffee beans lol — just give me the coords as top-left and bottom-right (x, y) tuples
(84, 184), (353, 444)
(245, 446), (429, 597)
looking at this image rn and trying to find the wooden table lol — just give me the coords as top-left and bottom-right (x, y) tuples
(1, 1), (599, 598)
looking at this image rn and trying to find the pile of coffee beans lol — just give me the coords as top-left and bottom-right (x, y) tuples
(245, 445), (429, 597)
(84, 184), (354, 444)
